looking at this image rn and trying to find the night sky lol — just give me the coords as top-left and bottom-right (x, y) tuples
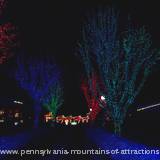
(1, 0), (160, 115)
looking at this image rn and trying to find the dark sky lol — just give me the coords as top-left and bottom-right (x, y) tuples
(1, 0), (160, 114)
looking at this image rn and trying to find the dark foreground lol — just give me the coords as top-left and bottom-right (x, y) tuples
(0, 125), (160, 160)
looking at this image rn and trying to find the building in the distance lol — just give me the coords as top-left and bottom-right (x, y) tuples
(0, 97), (32, 128)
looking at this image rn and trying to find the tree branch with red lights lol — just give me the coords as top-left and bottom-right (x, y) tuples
(0, 0), (6, 16)
(81, 74), (101, 122)
(0, 0), (19, 64)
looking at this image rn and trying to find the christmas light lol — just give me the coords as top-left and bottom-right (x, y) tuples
(44, 112), (54, 122)
(45, 113), (91, 125)
(78, 7), (160, 135)
(0, 23), (18, 64)
(43, 82), (63, 118)
(137, 103), (160, 112)
(71, 121), (77, 126)
(15, 55), (61, 128)
(14, 112), (20, 118)
(0, 0), (7, 17)
(100, 96), (105, 101)
(0, 119), (4, 123)
(65, 119), (69, 125)
(13, 100), (23, 105)
(14, 122), (18, 126)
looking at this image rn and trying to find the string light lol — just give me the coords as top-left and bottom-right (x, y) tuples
(71, 121), (77, 126)
(44, 112), (91, 125)
(14, 122), (18, 126)
(13, 100), (23, 105)
(100, 96), (106, 101)
(137, 103), (160, 112)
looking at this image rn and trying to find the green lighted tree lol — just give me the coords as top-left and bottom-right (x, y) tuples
(42, 81), (63, 118)
(15, 55), (63, 128)
(78, 8), (160, 135)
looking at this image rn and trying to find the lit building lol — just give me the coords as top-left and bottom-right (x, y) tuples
(0, 97), (26, 128)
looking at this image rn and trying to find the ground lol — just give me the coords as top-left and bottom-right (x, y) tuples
(0, 126), (160, 160)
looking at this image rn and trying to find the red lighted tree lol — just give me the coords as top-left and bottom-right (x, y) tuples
(81, 74), (102, 122)
(0, 23), (18, 64)
(0, 0), (6, 16)
(0, 0), (18, 64)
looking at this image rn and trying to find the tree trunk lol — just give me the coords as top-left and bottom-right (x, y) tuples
(33, 103), (42, 128)
(114, 121), (122, 136)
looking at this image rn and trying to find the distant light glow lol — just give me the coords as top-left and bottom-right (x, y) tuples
(0, 110), (4, 115)
(100, 96), (105, 101)
(14, 122), (18, 126)
(55, 114), (90, 125)
(13, 100), (23, 105)
(0, 119), (4, 123)
(137, 103), (160, 112)
(65, 119), (69, 125)
(15, 112), (20, 118)
(71, 121), (77, 126)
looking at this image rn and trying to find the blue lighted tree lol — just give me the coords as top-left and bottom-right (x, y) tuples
(78, 8), (160, 135)
(15, 55), (63, 128)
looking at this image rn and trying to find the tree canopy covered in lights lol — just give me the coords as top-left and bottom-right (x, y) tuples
(78, 8), (160, 135)
(15, 55), (63, 127)
(81, 74), (101, 122)
(42, 81), (63, 118)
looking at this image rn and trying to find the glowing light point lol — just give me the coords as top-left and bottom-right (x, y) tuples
(71, 121), (77, 126)
(137, 103), (160, 112)
(0, 119), (4, 123)
(13, 100), (23, 105)
(14, 122), (18, 126)
(90, 108), (92, 112)
(100, 96), (105, 101)
(65, 119), (69, 125)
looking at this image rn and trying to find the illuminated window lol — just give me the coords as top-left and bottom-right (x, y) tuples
(65, 119), (69, 125)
